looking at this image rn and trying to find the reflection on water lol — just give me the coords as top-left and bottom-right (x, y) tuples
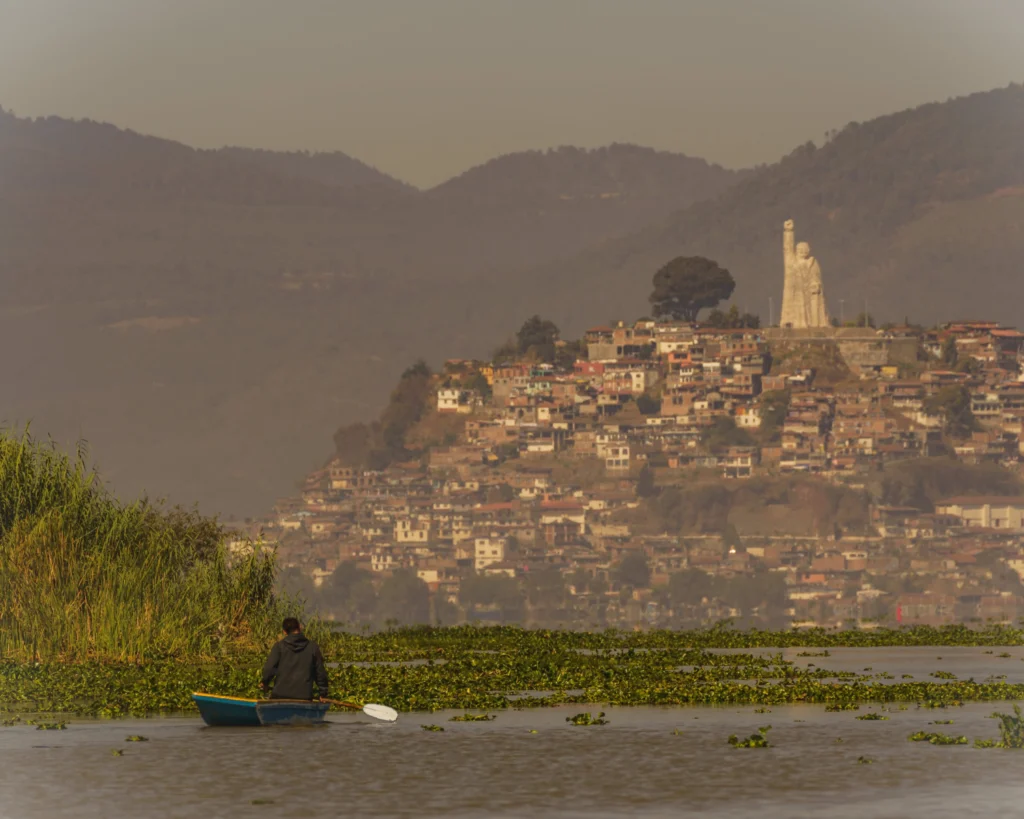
(2, 651), (1023, 818)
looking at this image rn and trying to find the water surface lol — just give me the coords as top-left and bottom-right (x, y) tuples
(2, 649), (1023, 818)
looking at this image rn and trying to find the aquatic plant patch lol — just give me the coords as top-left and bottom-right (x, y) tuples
(566, 712), (608, 726)
(907, 731), (967, 745)
(729, 725), (771, 748)
(989, 704), (1024, 748)
(5, 626), (1024, 717)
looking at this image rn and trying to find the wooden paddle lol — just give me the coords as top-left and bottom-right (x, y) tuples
(323, 698), (398, 722)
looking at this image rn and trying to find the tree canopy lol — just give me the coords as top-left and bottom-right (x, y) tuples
(375, 569), (431, 625)
(332, 358), (434, 468)
(923, 385), (978, 439)
(649, 256), (735, 323)
(616, 552), (652, 588)
(636, 464), (658, 498)
(702, 416), (755, 453)
(706, 304), (760, 329)
(516, 315), (560, 362)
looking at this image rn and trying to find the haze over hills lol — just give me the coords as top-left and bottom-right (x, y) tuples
(217, 146), (415, 193)
(2, 84), (1021, 518)
(429, 144), (741, 206)
(524, 83), (1024, 335)
(0, 106), (741, 515)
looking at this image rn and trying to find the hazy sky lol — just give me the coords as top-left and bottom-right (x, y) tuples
(1, 0), (1022, 187)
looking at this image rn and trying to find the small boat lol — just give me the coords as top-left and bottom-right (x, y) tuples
(192, 692), (330, 727)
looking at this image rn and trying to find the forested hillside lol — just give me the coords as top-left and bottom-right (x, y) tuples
(2, 84), (1021, 516)
(0, 108), (739, 515)
(523, 83), (1024, 333)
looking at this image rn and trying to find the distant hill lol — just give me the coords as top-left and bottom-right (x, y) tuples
(0, 107), (740, 516)
(4, 85), (1020, 519)
(430, 143), (742, 208)
(521, 83), (1024, 333)
(217, 146), (415, 193)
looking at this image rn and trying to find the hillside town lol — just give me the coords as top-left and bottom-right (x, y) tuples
(249, 314), (1024, 631)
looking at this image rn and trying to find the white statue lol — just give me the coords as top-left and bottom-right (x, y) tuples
(779, 219), (830, 328)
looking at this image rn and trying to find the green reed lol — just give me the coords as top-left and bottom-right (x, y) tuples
(0, 429), (291, 661)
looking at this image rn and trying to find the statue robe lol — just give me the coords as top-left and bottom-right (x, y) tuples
(780, 223), (830, 328)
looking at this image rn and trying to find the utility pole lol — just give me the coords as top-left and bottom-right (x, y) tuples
(768, 297), (773, 327)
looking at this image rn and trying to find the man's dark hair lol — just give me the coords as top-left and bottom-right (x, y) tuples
(282, 617), (301, 634)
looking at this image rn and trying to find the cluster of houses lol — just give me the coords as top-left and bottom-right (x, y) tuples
(250, 318), (1024, 628)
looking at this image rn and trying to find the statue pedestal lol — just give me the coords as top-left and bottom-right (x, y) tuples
(763, 327), (918, 370)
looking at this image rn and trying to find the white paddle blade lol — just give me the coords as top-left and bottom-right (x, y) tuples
(362, 703), (398, 722)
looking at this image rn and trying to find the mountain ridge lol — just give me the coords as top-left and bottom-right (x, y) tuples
(0, 105), (743, 516)
(516, 83), (1024, 335)
(2, 84), (1022, 518)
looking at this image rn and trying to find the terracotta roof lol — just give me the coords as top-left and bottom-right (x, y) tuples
(540, 500), (585, 512)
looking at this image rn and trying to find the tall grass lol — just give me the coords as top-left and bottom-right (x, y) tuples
(0, 429), (291, 661)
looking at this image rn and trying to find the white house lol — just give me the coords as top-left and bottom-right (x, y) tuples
(474, 535), (507, 572)
(935, 496), (1024, 530)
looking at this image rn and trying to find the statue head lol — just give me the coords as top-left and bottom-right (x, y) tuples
(796, 241), (811, 260)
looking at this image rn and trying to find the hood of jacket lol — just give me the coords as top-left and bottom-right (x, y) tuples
(282, 633), (310, 653)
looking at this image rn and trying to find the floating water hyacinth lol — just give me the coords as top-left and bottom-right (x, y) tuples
(420, 724), (444, 732)
(728, 725), (771, 748)
(988, 704), (1024, 748)
(566, 712), (608, 726)
(856, 713), (888, 721)
(907, 731), (967, 745)
(3, 626), (1024, 718)
(449, 713), (496, 722)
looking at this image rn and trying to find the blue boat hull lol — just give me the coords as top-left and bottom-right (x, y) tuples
(192, 693), (330, 727)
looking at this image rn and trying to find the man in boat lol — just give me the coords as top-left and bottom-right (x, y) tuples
(260, 618), (330, 702)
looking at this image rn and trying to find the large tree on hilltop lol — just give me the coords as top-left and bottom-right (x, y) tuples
(649, 256), (735, 322)
(515, 315), (561, 362)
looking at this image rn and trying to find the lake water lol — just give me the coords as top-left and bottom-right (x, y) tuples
(3, 648), (1024, 818)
